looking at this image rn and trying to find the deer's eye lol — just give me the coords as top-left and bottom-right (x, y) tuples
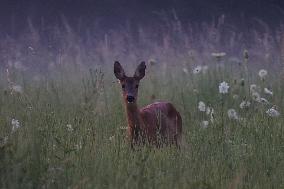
(135, 85), (139, 89)
(122, 84), (125, 89)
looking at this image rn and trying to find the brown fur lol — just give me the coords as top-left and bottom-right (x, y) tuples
(114, 61), (182, 147)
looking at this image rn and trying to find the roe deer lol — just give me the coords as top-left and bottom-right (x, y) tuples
(114, 61), (182, 147)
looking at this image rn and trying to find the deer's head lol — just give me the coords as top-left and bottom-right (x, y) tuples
(114, 61), (146, 104)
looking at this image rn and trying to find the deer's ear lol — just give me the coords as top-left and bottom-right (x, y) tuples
(114, 61), (126, 80)
(134, 61), (146, 80)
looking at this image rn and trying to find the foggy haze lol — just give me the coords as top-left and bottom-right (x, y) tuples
(0, 0), (284, 35)
(0, 0), (283, 72)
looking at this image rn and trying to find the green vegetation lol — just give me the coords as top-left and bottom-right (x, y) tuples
(0, 20), (283, 189)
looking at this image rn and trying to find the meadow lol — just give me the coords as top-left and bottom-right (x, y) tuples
(0, 18), (284, 188)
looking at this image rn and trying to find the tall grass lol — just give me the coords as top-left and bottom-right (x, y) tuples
(0, 17), (284, 188)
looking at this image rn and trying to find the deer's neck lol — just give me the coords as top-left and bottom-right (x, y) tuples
(125, 102), (145, 143)
(125, 103), (142, 130)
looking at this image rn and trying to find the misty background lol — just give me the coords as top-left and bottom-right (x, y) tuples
(1, 0), (284, 35)
(0, 0), (284, 72)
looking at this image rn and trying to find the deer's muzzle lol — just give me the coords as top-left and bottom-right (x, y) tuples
(126, 95), (135, 103)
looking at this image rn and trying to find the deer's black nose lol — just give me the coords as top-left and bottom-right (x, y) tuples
(127, 95), (135, 103)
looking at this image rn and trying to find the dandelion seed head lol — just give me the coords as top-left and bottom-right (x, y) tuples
(198, 101), (206, 112)
(211, 52), (226, 58)
(258, 69), (268, 80)
(266, 107), (280, 117)
(66, 124), (73, 132)
(193, 65), (202, 74)
(219, 81), (230, 94)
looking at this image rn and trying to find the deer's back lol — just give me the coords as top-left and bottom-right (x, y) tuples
(139, 101), (182, 143)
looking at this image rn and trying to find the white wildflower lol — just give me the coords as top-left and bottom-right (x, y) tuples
(11, 119), (21, 132)
(227, 109), (239, 120)
(211, 52), (226, 58)
(66, 124), (73, 132)
(109, 135), (115, 141)
(258, 69), (268, 80)
(205, 106), (215, 123)
(206, 107), (212, 115)
(219, 81), (230, 94)
(200, 121), (209, 128)
(240, 101), (251, 109)
(198, 101), (206, 112)
(28, 46), (34, 51)
(119, 127), (128, 130)
(238, 117), (247, 122)
(264, 88), (273, 96)
(11, 85), (23, 94)
(193, 65), (202, 74)
(266, 107), (280, 117)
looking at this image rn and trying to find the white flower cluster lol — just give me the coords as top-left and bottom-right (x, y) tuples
(11, 119), (21, 133)
(258, 69), (268, 80)
(192, 65), (209, 74)
(198, 101), (215, 128)
(266, 107), (280, 117)
(211, 52), (226, 58)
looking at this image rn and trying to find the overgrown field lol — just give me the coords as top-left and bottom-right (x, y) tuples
(0, 19), (284, 188)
